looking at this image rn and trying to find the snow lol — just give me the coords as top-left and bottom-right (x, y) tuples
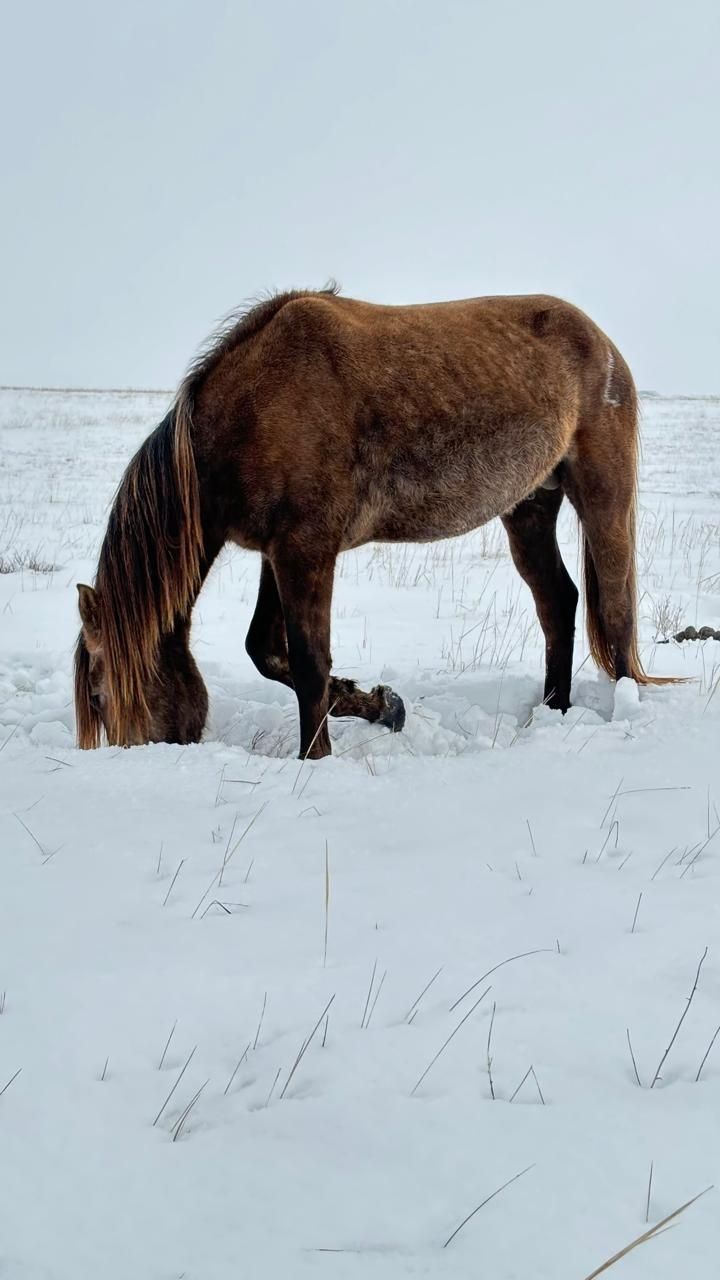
(1, 387), (719, 1279)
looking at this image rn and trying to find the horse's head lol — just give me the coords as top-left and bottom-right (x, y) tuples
(74, 583), (208, 748)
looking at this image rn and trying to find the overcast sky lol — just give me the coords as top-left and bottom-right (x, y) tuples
(1, 0), (718, 391)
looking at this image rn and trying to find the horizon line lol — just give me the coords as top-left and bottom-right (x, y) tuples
(0, 384), (173, 396)
(1, 384), (719, 402)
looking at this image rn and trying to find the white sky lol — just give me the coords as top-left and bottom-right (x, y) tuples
(1, 0), (718, 391)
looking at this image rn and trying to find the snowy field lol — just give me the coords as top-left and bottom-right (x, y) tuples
(1, 386), (719, 1279)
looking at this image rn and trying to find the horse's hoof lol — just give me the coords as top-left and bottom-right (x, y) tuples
(376, 686), (406, 733)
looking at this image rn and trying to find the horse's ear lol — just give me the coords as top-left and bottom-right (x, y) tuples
(77, 583), (101, 649)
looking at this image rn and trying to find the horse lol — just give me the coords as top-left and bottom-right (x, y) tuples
(74, 285), (677, 759)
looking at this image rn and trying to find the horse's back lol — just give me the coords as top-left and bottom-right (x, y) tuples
(255, 290), (616, 415)
(194, 289), (633, 550)
(270, 289), (607, 351)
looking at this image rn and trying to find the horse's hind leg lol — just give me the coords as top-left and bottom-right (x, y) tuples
(247, 556), (405, 755)
(502, 487), (579, 711)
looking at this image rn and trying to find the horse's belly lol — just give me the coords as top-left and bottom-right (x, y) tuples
(377, 486), (498, 542)
(345, 471), (512, 547)
(345, 414), (566, 547)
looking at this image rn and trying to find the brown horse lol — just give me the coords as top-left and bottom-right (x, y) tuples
(74, 286), (676, 758)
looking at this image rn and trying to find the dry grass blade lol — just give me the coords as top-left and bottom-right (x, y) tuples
(562, 706), (589, 740)
(404, 966), (443, 1023)
(486, 1000), (497, 1100)
(509, 1064), (545, 1103)
(44, 755), (73, 770)
(577, 723), (604, 755)
(253, 992), (267, 1050)
(192, 805), (268, 916)
(219, 801), (268, 886)
(582, 1186), (713, 1278)
(360, 959), (378, 1029)
(651, 846), (677, 881)
(596, 820), (619, 863)
(412, 986), (491, 1096)
(264, 1067), (282, 1107)
(443, 1163), (535, 1248)
(14, 813), (46, 857)
(530, 1065), (545, 1104)
(224, 1043), (250, 1096)
(171, 1079), (209, 1142)
(214, 763), (227, 806)
(600, 776), (624, 828)
(651, 947), (708, 1087)
(679, 824), (720, 878)
(334, 730), (394, 758)
(152, 1045), (197, 1126)
(0, 1067), (22, 1098)
(162, 858), (185, 906)
(190, 868), (222, 918)
(704, 668), (720, 712)
(626, 1027), (643, 1088)
(695, 1024), (720, 1083)
(365, 969), (387, 1029)
(449, 949), (553, 1013)
(279, 994), (335, 1100)
(323, 840), (330, 968)
(0, 724), (19, 754)
(158, 1020), (177, 1069)
(291, 700), (339, 793)
(201, 899), (232, 918)
(618, 786), (691, 798)
(507, 686), (557, 747)
(218, 812), (239, 879)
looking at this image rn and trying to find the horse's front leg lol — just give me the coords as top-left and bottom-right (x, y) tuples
(246, 556), (405, 737)
(271, 545), (335, 759)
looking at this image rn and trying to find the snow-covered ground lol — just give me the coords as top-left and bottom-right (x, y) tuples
(1, 387), (719, 1279)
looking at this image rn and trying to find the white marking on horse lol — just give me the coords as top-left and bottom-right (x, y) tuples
(604, 348), (621, 407)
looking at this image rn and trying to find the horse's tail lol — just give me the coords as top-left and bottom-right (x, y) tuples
(582, 396), (684, 687)
(582, 508), (665, 685)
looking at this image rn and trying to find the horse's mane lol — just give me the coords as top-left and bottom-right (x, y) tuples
(175, 281), (340, 416)
(74, 631), (101, 748)
(74, 403), (202, 745)
(75, 284), (340, 746)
